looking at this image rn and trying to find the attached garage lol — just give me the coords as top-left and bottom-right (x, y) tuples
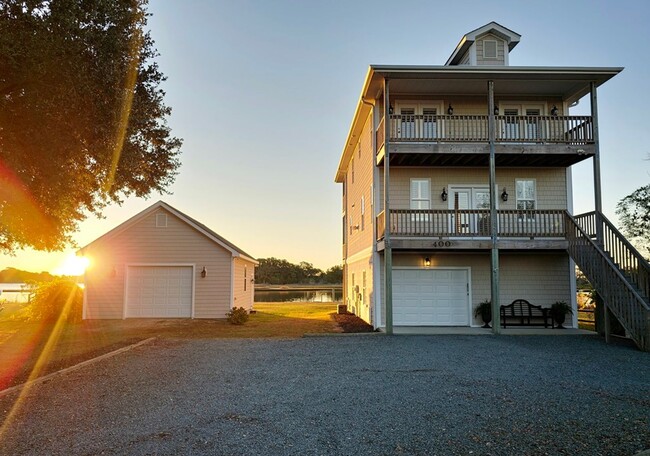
(125, 266), (194, 318)
(393, 268), (470, 326)
(79, 201), (257, 319)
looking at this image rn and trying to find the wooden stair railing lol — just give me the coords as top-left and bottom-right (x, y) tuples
(567, 212), (650, 351)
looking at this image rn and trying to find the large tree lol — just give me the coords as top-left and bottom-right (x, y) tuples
(0, 0), (181, 253)
(616, 184), (650, 256)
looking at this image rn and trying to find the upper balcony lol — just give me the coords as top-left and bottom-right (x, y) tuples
(375, 114), (594, 168)
(376, 208), (569, 251)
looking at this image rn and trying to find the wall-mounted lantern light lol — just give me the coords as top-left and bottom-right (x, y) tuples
(110, 266), (117, 278)
(389, 104), (394, 115)
(494, 105), (499, 115)
(201, 266), (207, 278)
(501, 187), (509, 202)
(550, 105), (559, 117)
(424, 257), (431, 267)
(447, 104), (454, 116)
(441, 187), (448, 201)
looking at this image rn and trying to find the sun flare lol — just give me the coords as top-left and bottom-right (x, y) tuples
(53, 253), (90, 276)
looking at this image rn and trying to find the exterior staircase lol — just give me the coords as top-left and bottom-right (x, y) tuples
(567, 211), (650, 351)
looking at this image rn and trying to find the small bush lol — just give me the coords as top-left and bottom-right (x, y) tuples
(25, 278), (84, 323)
(226, 307), (249, 325)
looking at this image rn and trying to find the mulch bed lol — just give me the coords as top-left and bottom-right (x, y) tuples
(332, 312), (375, 333)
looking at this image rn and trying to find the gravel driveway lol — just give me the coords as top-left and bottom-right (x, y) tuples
(0, 335), (648, 456)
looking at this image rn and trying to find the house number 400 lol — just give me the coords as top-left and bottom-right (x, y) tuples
(431, 241), (453, 248)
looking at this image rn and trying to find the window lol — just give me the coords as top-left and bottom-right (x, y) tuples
(400, 108), (416, 139)
(516, 179), (536, 211)
(155, 213), (167, 227)
(244, 266), (247, 291)
(351, 157), (355, 184)
(525, 109), (540, 140)
(410, 179), (431, 209)
(358, 143), (361, 159)
(362, 270), (367, 306)
(422, 108), (437, 139)
(483, 40), (497, 59)
(361, 196), (365, 231)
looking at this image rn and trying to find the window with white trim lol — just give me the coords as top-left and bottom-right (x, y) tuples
(483, 40), (497, 59)
(244, 266), (247, 291)
(410, 179), (431, 209)
(361, 195), (365, 231)
(516, 179), (536, 211)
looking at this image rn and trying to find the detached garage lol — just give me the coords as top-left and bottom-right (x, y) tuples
(79, 201), (257, 319)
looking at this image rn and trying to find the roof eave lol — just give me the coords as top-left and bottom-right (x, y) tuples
(334, 66), (376, 183)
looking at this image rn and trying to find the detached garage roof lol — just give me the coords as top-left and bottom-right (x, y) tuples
(78, 201), (258, 264)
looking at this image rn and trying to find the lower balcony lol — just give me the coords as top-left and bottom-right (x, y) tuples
(376, 209), (568, 251)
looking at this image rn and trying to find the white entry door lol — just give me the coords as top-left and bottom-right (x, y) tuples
(125, 266), (193, 318)
(393, 268), (470, 326)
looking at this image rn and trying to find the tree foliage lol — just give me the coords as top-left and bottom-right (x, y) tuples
(255, 258), (342, 285)
(0, 0), (182, 253)
(616, 184), (650, 256)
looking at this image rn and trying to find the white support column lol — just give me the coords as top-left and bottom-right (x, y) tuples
(488, 80), (501, 334)
(383, 78), (393, 335)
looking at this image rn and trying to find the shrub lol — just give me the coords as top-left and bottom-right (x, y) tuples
(26, 278), (84, 323)
(226, 307), (249, 325)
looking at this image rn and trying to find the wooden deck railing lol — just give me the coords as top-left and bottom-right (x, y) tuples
(376, 117), (385, 150)
(566, 212), (650, 351)
(574, 211), (650, 301)
(375, 209), (565, 239)
(381, 115), (593, 145)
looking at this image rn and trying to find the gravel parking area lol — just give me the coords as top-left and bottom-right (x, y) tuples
(0, 335), (648, 455)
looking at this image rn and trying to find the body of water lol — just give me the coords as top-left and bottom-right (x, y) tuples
(0, 283), (31, 303)
(255, 289), (342, 303)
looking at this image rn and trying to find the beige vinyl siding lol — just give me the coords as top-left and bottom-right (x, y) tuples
(386, 168), (567, 211)
(346, 112), (375, 256)
(233, 257), (255, 311)
(84, 208), (232, 319)
(379, 252), (572, 327)
(476, 34), (506, 65)
(345, 253), (373, 324)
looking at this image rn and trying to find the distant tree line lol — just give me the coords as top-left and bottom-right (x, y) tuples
(255, 258), (342, 285)
(0, 267), (57, 283)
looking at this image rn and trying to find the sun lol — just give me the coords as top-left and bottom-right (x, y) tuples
(54, 253), (90, 276)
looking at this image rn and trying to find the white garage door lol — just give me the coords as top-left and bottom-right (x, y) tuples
(393, 268), (469, 326)
(126, 266), (193, 318)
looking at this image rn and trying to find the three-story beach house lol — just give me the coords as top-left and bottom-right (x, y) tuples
(335, 22), (650, 350)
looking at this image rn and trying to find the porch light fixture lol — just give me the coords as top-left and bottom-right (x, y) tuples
(424, 257), (431, 267)
(389, 104), (394, 115)
(501, 187), (509, 202)
(494, 105), (499, 115)
(201, 266), (207, 278)
(110, 266), (117, 278)
(550, 105), (559, 116)
(447, 104), (454, 116)
(441, 187), (448, 201)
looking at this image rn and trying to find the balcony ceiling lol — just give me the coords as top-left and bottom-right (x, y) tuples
(369, 66), (623, 105)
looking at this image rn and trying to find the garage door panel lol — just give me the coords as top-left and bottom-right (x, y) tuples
(394, 268), (469, 326)
(126, 266), (193, 318)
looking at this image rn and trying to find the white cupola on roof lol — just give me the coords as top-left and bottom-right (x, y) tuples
(446, 22), (521, 66)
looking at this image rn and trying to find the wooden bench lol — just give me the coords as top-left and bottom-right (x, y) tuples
(500, 299), (553, 328)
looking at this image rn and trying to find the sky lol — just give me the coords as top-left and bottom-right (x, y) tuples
(2, 0), (650, 275)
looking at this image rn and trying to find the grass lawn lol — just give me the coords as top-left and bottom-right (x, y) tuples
(0, 302), (340, 391)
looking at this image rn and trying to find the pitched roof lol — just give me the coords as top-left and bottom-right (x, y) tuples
(78, 201), (258, 264)
(446, 21), (521, 66)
